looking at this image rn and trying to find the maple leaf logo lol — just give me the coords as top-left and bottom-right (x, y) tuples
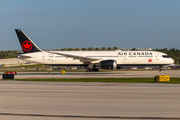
(22, 41), (32, 51)
(24, 43), (30, 48)
(148, 58), (152, 62)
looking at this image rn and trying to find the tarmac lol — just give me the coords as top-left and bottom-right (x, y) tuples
(1, 70), (180, 120)
(0, 81), (180, 120)
(0, 70), (180, 79)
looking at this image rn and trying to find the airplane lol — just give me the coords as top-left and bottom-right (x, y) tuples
(15, 29), (174, 72)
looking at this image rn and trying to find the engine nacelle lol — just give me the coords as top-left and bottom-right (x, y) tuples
(100, 60), (117, 69)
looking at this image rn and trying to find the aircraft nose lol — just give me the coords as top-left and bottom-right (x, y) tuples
(171, 58), (174, 64)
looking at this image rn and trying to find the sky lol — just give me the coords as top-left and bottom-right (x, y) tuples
(1, 0), (180, 50)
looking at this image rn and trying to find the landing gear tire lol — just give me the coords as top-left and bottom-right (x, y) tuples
(93, 68), (99, 72)
(86, 68), (99, 72)
(86, 68), (90, 72)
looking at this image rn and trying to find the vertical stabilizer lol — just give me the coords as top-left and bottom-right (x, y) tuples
(15, 29), (42, 53)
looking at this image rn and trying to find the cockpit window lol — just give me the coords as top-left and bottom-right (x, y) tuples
(162, 55), (171, 58)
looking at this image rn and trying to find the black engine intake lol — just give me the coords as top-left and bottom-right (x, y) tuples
(100, 60), (117, 69)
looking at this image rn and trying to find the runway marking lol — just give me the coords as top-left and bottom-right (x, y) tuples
(0, 113), (179, 119)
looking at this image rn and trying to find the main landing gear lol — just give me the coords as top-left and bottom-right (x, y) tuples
(86, 67), (99, 72)
(86, 63), (99, 72)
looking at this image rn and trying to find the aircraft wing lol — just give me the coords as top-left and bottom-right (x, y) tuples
(47, 51), (101, 63)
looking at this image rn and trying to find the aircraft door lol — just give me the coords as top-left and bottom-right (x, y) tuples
(155, 55), (164, 64)
(42, 54), (46, 61)
(155, 55), (159, 60)
(122, 55), (128, 64)
(123, 55), (127, 60)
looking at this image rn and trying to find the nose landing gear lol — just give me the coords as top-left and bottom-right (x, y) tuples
(159, 66), (163, 71)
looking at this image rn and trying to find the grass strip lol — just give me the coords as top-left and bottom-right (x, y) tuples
(5, 77), (180, 83)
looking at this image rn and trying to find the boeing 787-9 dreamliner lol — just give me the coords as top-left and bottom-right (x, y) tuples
(15, 29), (174, 72)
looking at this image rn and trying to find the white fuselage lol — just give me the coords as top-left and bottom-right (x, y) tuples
(19, 50), (174, 66)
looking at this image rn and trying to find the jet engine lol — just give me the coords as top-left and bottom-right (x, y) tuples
(100, 60), (117, 69)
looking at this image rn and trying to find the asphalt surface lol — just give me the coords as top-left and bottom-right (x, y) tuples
(0, 70), (180, 79)
(0, 81), (180, 120)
